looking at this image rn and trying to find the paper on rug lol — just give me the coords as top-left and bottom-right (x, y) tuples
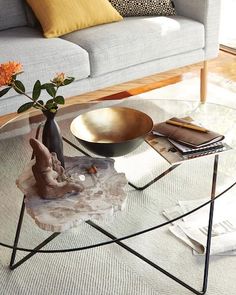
(163, 194), (236, 255)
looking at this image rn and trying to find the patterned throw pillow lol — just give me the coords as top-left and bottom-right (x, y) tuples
(109, 0), (176, 17)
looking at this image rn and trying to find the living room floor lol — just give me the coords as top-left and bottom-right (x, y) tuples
(0, 50), (235, 127)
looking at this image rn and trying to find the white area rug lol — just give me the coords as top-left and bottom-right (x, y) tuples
(137, 74), (236, 108)
(0, 75), (236, 295)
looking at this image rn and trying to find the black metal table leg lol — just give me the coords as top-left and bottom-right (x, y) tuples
(9, 124), (61, 270)
(8, 131), (219, 295)
(10, 232), (60, 270)
(86, 220), (204, 295)
(128, 164), (180, 191)
(10, 198), (26, 268)
(201, 154), (218, 293)
(86, 155), (219, 295)
(62, 136), (180, 190)
(62, 136), (92, 157)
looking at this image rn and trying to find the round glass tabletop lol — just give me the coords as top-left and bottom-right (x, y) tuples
(0, 98), (236, 253)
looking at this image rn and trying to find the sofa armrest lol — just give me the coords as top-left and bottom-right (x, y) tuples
(174, 0), (221, 59)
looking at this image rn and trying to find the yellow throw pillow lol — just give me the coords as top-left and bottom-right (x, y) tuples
(26, 0), (123, 38)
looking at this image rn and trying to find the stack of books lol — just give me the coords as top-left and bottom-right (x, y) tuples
(151, 117), (226, 160)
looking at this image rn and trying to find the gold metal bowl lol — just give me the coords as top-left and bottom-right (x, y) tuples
(70, 107), (153, 157)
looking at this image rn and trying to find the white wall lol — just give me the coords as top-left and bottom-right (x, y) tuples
(220, 0), (236, 48)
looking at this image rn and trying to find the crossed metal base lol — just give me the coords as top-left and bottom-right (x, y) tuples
(8, 135), (219, 295)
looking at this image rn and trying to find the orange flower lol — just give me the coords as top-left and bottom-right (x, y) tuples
(0, 61), (23, 87)
(52, 72), (65, 85)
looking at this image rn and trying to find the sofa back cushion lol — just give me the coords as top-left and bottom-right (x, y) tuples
(0, 0), (27, 30)
(24, 3), (38, 27)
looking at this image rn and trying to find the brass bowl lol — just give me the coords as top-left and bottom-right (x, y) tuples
(70, 107), (153, 157)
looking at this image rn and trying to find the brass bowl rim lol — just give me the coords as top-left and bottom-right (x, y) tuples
(70, 106), (154, 144)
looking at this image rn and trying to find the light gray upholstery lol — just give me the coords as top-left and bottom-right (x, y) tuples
(0, 0), (27, 30)
(62, 16), (204, 77)
(0, 27), (90, 90)
(1, 49), (204, 115)
(174, 0), (221, 58)
(0, 0), (221, 116)
(24, 3), (38, 27)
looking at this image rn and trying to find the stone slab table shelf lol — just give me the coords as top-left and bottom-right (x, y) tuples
(17, 156), (128, 232)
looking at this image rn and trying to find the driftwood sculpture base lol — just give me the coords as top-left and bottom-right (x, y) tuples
(17, 156), (127, 232)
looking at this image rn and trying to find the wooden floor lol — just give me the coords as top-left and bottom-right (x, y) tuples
(0, 50), (236, 127)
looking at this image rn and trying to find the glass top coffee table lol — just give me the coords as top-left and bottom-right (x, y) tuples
(0, 98), (236, 295)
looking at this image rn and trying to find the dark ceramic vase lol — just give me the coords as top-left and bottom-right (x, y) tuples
(42, 110), (64, 167)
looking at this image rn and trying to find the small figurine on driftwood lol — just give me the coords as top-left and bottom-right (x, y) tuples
(18, 138), (84, 199)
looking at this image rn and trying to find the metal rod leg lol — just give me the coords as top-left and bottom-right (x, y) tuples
(10, 198), (26, 268)
(86, 156), (219, 295)
(128, 164), (180, 191)
(201, 154), (219, 293)
(62, 136), (92, 157)
(9, 123), (59, 270)
(10, 232), (60, 270)
(63, 136), (180, 192)
(10, 125), (42, 268)
(86, 220), (202, 295)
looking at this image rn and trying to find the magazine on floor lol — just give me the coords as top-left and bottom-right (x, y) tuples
(163, 196), (236, 255)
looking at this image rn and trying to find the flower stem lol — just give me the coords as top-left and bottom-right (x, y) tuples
(12, 82), (47, 111)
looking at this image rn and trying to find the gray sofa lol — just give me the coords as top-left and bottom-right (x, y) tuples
(0, 0), (221, 116)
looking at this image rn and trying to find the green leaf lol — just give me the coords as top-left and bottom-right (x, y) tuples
(45, 84), (56, 97)
(14, 80), (25, 94)
(54, 96), (65, 104)
(45, 99), (54, 105)
(0, 87), (11, 98)
(45, 99), (55, 109)
(37, 100), (44, 106)
(63, 77), (75, 86)
(41, 83), (54, 89)
(17, 102), (34, 113)
(32, 80), (41, 101)
(34, 100), (44, 109)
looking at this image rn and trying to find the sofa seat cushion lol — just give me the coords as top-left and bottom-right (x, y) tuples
(0, 0), (27, 30)
(0, 27), (90, 91)
(62, 16), (204, 77)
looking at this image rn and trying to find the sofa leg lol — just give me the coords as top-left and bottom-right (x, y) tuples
(200, 61), (208, 103)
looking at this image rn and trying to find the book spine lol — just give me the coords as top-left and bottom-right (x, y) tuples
(181, 142), (224, 155)
(183, 147), (225, 159)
